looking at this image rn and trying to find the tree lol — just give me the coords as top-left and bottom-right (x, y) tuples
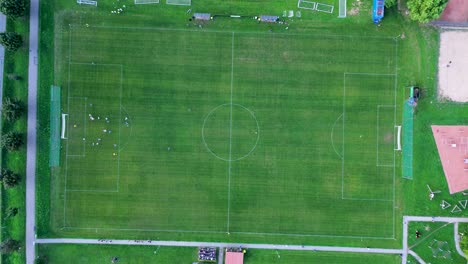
(0, 238), (20, 254)
(4, 207), (18, 219)
(2, 97), (24, 122)
(407, 0), (448, 23)
(7, 73), (21, 81)
(1, 131), (23, 151)
(0, 0), (27, 18)
(385, 0), (397, 8)
(0, 32), (23, 52)
(36, 255), (48, 264)
(0, 169), (21, 189)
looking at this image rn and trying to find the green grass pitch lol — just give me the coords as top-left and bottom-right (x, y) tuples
(54, 25), (398, 238)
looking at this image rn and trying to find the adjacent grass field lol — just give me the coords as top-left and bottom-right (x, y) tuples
(51, 24), (398, 239)
(408, 222), (466, 264)
(245, 249), (401, 264)
(37, 244), (196, 263)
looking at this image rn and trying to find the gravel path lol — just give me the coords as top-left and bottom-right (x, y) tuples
(25, 0), (39, 263)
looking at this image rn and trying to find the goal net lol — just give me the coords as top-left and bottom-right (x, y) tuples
(166, 0), (191, 5)
(338, 0), (346, 17)
(77, 0), (97, 6)
(50, 86), (61, 167)
(135, 0), (159, 4)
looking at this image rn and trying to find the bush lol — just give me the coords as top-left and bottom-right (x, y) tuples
(2, 97), (24, 122)
(407, 0), (448, 23)
(1, 131), (24, 151)
(0, 32), (23, 52)
(0, 0), (27, 18)
(385, 0), (397, 8)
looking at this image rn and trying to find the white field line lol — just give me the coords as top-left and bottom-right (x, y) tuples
(55, 228), (397, 239)
(341, 73), (346, 199)
(343, 72), (396, 76)
(117, 65), (124, 191)
(227, 32), (234, 233)
(63, 26), (73, 226)
(70, 62), (123, 66)
(75, 24), (398, 40)
(330, 113), (343, 159)
(62, 226), (226, 234)
(393, 41), (398, 239)
(83, 97), (87, 156)
(66, 189), (119, 193)
(341, 197), (393, 202)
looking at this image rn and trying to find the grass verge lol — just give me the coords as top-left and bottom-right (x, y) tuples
(0, 11), (30, 264)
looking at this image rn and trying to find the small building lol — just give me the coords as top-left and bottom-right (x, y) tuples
(193, 13), (211, 21)
(260, 15), (279, 23)
(225, 251), (244, 264)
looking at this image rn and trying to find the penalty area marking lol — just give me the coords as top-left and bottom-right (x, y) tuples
(330, 113), (343, 159)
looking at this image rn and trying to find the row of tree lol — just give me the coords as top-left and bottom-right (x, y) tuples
(0, 0), (26, 52)
(0, 0), (28, 256)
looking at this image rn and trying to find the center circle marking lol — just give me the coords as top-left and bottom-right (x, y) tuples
(202, 103), (260, 162)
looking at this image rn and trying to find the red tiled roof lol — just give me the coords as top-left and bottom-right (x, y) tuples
(225, 252), (244, 264)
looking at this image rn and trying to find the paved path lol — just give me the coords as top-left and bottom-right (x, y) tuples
(218, 247), (224, 264)
(402, 216), (468, 264)
(35, 238), (403, 254)
(25, 0), (39, 263)
(454, 222), (466, 258)
(409, 250), (426, 264)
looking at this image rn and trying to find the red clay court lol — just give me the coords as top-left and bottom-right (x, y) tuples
(439, 0), (468, 23)
(432, 125), (468, 194)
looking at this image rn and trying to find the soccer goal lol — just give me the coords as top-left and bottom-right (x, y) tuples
(395, 125), (401, 151)
(316, 3), (334, 13)
(135, 0), (159, 4)
(166, 0), (191, 6)
(297, 0), (317, 10)
(77, 0), (97, 6)
(338, 0), (346, 18)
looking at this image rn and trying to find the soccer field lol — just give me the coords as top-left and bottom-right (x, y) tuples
(53, 25), (398, 239)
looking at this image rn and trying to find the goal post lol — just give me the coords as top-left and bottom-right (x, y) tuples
(395, 125), (401, 151)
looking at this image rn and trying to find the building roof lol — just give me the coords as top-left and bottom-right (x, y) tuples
(260, 15), (279, 22)
(225, 251), (244, 264)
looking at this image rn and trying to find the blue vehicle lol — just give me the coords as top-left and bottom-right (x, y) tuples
(373, 0), (385, 24)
